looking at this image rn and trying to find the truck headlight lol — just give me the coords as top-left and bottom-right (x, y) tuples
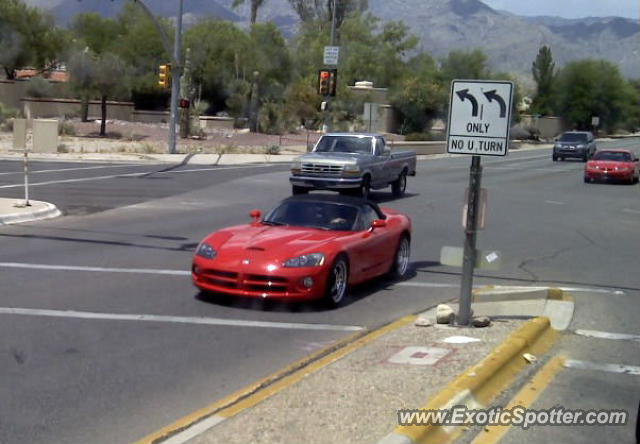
(343, 164), (360, 173)
(291, 160), (302, 173)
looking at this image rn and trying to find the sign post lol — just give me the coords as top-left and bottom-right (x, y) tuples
(447, 79), (513, 325)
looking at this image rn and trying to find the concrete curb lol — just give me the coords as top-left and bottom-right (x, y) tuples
(0, 200), (61, 225)
(379, 290), (566, 444)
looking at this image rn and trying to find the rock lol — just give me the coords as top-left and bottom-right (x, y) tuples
(472, 316), (491, 328)
(414, 316), (433, 327)
(436, 304), (456, 324)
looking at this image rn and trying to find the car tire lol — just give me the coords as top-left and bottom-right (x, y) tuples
(359, 175), (371, 200)
(325, 255), (349, 307)
(388, 235), (411, 280)
(582, 154), (588, 162)
(391, 170), (408, 198)
(560, 156), (565, 161)
(292, 185), (308, 195)
(584, 176), (591, 183)
(552, 154), (558, 162)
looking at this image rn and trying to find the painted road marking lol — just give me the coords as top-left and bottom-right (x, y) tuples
(0, 163), (146, 176)
(564, 359), (640, 376)
(397, 281), (624, 295)
(161, 415), (227, 444)
(0, 164), (279, 189)
(622, 208), (640, 215)
(470, 356), (565, 444)
(0, 262), (192, 276)
(544, 200), (566, 205)
(574, 329), (640, 342)
(0, 307), (363, 332)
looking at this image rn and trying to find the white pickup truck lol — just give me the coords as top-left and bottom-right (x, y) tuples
(289, 133), (417, 199)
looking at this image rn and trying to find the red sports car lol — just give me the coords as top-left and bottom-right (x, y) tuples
(584, 149), (640, 184)
(192, 195), (412, 306)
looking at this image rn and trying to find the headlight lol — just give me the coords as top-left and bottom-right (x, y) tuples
(577, 144), (586, 149)
(283, 253), (325, 268)
(615, 167), (630, 172)
(196, 243), (217, 259)
(343, 164), (360, 172)
(554, 143), (561, 148)
(291, 160), (302, 171)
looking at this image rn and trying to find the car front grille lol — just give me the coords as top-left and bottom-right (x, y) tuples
(199, 269), (289, 293)
(301, 163), (344, 176)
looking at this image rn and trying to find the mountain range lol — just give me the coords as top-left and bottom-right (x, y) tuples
(26, 0), (640, 81)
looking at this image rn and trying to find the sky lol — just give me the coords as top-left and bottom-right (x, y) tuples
(483, 0), (639, 19)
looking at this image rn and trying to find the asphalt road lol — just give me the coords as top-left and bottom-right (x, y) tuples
(1, 139), (639, 444)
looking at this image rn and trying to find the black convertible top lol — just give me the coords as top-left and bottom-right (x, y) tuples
(283, 194), (386, 219)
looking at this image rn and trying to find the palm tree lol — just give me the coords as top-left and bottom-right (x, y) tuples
(232, 0), (266, 25)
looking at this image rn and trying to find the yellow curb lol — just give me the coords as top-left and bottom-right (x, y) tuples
(392, 292), (563, 444)
(136, 314), (417, 444)
(470, 355), (566, 444)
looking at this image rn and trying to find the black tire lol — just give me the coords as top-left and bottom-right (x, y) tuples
(584, 176), (590, 183)
(391, 170), (408, 197)
(552, 154), (558, 162)
(292, 185), (308, 195)
(560, 156), (565, 161)
(582, 154), (588, 162)
(325, 256), (349, 307)
(388, 235), (411, 279)
(359, 175), (371, 200)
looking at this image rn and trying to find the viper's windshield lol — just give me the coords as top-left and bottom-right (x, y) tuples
(263, 201), (359, 231)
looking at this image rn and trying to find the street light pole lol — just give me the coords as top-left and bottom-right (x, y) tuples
(324, 0), (337, 132)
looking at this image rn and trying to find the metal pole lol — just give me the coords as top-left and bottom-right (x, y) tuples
(168, 0), (184, 154)
(323, 0), (337, 133)
(458, 155), (482, 325)
(23, 148), (30, 206)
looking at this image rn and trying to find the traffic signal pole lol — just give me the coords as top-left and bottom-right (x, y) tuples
(324, 0), (337, 132)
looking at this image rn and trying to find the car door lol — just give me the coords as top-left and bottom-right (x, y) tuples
(373, 137), (393, 186)
(346, 205), (393, 281)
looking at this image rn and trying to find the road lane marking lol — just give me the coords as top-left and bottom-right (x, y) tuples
(161, 415), (227, 444)
(574, 329), (640, 342)
(544, 200), (566, 205)
(397, 281), (624, 295)
(470, 356), (565, 444)
(622, 208), (640, 215)
(0, 164), (279, 189)
(0, 262), (192, 276)
(0, 163), (146, 176)
(0, 307), (363, 332)
(564, 359), (640, 376)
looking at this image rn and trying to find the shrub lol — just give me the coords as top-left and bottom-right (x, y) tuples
(26, 77), (54, 98)
(405, 132), (432, 141)
(265, 145), (280, 155)
(59, 121), (76, 136)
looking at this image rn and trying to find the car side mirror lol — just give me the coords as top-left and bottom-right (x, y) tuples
(370, 219), (387, 230)
(249, 209), (262, 222)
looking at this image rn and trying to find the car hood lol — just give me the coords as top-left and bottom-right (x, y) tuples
(205, 224), (346, 261)
(299, 152), (366, 163)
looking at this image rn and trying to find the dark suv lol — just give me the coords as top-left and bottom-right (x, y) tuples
(552, 131), (597, 162)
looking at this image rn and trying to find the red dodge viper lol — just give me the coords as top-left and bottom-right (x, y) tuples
(192, 195), (412, 306)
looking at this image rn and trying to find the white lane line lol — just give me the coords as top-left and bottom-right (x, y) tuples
(0, 307), (364, 332)
(564, 359), (640, 376)
(544, 200), (566, 205)
(574, 329), (640, 342)
(622, 208), (640, 215)
(0, 163), (146, 176)
(397, 281), (623, 295)
(0, 262), (191, 276)
(162, 416), (227, 444)
(0, 164), (278, 189)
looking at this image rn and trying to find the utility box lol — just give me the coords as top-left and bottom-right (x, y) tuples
(32, 119), (58, 153)
(13, 118), (27, 150)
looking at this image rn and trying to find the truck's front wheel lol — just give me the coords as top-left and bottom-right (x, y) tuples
(391, 170), (407, 197)
(359, 176), (371, 200)
(292, 185), (308, 195)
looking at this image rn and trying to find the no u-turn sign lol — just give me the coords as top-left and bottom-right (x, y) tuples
(447, 80), (514, 156)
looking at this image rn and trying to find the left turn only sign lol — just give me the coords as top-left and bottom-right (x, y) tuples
(447, 80), (514, 156)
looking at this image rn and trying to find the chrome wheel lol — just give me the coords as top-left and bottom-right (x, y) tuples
(395, 237), (410, 277)
(328, 258), (348, 305)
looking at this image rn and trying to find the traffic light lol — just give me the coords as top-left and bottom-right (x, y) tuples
(158, 63), (172, 89)
(318, 69), (337, 97)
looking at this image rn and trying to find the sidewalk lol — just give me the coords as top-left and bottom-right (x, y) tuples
(0, 197), (61, 225)
(138, 288), (572, 444)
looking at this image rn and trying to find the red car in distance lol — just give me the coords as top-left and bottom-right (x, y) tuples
(584, 149), (640, 184)
(192, 195), (412, 306)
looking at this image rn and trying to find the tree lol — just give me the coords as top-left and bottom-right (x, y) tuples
(531, 45), (556, 116)
(0, 0), (66, 79)
(440, 49), (490, 82)
(555, 59), (631, 132)
(71, 13), (121, 56)
(67, 49), (96, 122)
(92, 53), (130, 135)
(232, 0), (266, 25)
(288, 0), (368, 34)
